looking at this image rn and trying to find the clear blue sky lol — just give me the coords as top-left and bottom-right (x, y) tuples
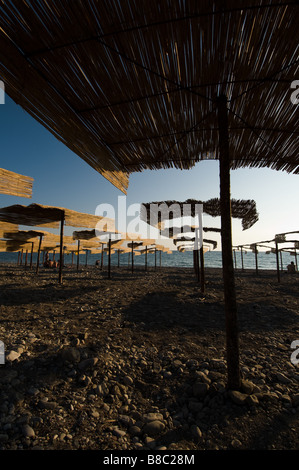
(0, 95), (298, 250)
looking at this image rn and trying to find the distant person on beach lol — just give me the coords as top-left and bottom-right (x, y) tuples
(287, 261), (296, 273)
(44, 252), (50, 268)
(95, 260), (100, 266)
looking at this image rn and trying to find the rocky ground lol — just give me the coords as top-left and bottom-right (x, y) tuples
(0, 263), (298, 451)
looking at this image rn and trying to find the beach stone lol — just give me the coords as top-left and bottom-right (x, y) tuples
(276, 372), (291, 384)
(38, 399), (58, 410)
(95, 382), (109, 397)
(195, 371), (211, 384)
(123, 375), (133, 386)
(246, 394), (259, 406)
(78, 357), (98, 371)
(22, 424), (35, 438)
(229, 390), (248, 405)
(144, 436), (156, 449)
(190, 424), (202, 440)
(6, 350), (20, 362)
(112, 427), (126, 438)
(143, 420), (165, 436)
(128, 425), (142, 436)
(143, 412), (164, 422)
(241, 379), (255, 395)
(61, 347), (80, 363)
(193, 382), (209, 398)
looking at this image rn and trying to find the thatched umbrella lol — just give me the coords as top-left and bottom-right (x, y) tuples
(0, 168), (33, 199)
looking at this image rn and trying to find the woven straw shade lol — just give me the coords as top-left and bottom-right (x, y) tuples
(0, 168), (34, 199)
(140, 198), (259, 231)
(0, 2), (298, 194)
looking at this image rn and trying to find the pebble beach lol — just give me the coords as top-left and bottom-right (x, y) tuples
(0, 263), (298, 451)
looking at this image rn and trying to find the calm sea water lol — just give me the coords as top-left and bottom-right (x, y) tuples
(0, 249), (296, 271)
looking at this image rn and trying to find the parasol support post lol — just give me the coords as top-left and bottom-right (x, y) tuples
(217, 94), (241, 391)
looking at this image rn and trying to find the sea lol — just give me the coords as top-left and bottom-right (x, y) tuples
(0, 249), (296, 271)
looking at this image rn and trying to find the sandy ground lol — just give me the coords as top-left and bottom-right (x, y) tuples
(0, 262), (298, 452)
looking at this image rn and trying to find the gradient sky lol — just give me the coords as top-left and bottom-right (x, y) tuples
(0, 95), (298, 250)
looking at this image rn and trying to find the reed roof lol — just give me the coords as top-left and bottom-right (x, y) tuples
(0, 1), (298, 194)
(0, 168), (34, 199)
(141, 198), (259, 230)
(0, 203), (115, 229)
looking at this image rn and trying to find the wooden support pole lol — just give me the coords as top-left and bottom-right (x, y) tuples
(241, 246), (244, 271)
(255, 244), (258, 275)
(71, 251), (74, 267)
(131, 244), (134, 273)
(30, 242), (34, 270)
(145, 246), (148, 271)
(101, 244), (104, 270)
(294, 247), (298, 271)
(217, 94), (240, 391)
(280, 250), (283, 272)
(275, 241), (280, 283)
(85, 250), (88, 267)
(17, 251), (20, 265)
(36, 235), (42, 274)
(159, 250), (162, 268)
(25, 249), (28, 268)
(108, 238), (111, 279)
(58, 212), (64, 284)
(118, 249), (120, 267)
(155, 247), (157, 270)
(200, 246), (205, 295)
(20, 249), (23, 265)
(77, 240), (80, 272)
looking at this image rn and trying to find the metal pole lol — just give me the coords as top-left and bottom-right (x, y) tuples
(217, 94), (240, 391)
(58, 212), (64, 284)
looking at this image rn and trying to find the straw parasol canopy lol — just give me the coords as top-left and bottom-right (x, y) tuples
(0, 2), (298, 195)
(0, 203), (116, 230)
(140, 198), (259, 231)
(0, 168), (34, 199)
